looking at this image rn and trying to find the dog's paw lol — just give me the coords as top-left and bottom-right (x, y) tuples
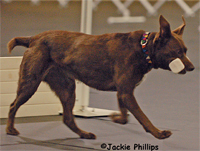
(110, 112), (128, 125)
(6, 127), (20, 136)
(80, 132), (96, 139)
(156, 130), (172, 139)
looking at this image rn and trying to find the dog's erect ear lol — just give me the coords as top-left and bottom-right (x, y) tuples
(173, 16), (186, 36)
(159, 15), (171, 38)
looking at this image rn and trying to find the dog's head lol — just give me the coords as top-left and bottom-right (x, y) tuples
(151, 15), (195, 74)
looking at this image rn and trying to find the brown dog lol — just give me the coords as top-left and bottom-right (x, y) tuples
(6, 15), (194, 139)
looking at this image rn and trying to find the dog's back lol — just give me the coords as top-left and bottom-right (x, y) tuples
(7, 30), (146, 91)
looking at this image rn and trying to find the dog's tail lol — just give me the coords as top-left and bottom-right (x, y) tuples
(7, 37), (31, 53)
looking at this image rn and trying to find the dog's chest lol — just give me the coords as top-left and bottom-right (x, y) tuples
(136, 74), (147, 86)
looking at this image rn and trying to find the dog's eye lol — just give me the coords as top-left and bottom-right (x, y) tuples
(177, 50), (184, 58)
(177, 50), (182, 55)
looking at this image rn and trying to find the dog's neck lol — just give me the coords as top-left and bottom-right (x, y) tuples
(144, 32), (159, 70)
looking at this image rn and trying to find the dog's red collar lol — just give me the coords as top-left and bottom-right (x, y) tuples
(141, 32), (152, 68)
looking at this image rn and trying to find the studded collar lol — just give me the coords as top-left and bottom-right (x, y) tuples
(141, 32), (153, 70)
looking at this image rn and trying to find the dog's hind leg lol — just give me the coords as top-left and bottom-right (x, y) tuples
(6, 49), (47, 135)
(44, 67), (96, 139)
(6, 80), (41, 135)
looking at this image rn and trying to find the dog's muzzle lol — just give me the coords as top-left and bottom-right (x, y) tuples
(169, 58), (185, 74)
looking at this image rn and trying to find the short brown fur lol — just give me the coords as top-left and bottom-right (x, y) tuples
(6, 15), (194, 139)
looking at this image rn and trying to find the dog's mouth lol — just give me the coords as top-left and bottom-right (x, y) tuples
(168, 57), (195, 74)
(178, 69), (186, 74)
(168, 66), (187, 74)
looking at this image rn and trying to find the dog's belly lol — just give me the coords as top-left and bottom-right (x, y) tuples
(82, 79), (117, 91)
(74, 68), (117, 91)
(55, 62), (116, 91)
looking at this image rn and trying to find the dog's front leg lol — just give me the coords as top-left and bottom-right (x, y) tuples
(118, 92), (172, 139)
(110, 95), (128, 124)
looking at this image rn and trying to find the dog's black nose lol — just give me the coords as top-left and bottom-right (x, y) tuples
(187, 66), (195, 71)
(189, 67), (195, 71)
